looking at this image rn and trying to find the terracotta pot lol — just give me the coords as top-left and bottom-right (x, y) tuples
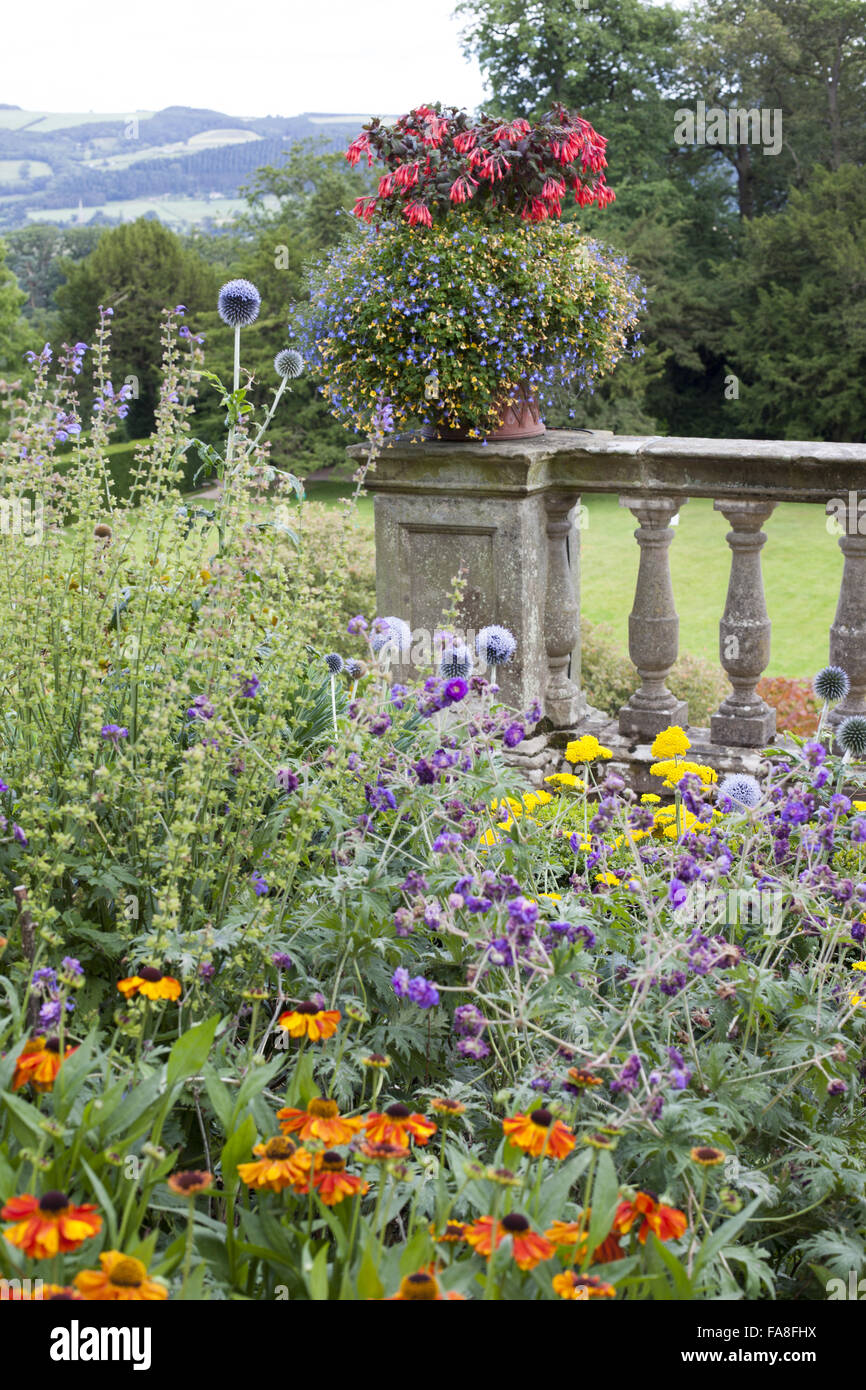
(424, 381), (545, 442)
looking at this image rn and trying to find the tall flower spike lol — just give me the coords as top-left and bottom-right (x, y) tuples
(838, 716), (866, 758)
(371, 616), (411, 657)
(476, 625), (516, 667)
(440, 644), (472, 680)
(814, 666), (850, 704)
(218, 279), (261, 328)
(717, 774), (762, 809)
(275, 348), (304, 379)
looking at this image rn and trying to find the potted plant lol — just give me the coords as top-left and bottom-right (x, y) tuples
(294, 102), (643, 441)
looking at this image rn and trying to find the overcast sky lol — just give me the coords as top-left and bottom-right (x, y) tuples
(9, 0), (492, 118)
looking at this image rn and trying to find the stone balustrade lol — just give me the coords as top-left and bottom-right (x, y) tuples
(350, 429), (866, 783)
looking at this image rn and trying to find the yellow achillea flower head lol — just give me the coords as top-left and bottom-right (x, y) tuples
(650, 726), (691, 759)
(641, 792), (661, 804)
(650, 760), (717, 788)
(544, 772), (585, 790)
(565, 736), (613, 764)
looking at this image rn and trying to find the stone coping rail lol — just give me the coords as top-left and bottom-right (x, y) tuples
(349, 428), (866, 776)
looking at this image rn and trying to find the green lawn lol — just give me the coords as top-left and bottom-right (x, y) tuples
(305, 481), (839, 679)
(580, 494), (840, 678)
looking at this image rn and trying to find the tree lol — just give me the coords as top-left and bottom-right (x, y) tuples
(193, 142), (368, 472)
(0, 237), (27, 376)
(55, 219), (217, 435)
(722, 164), (866, 440)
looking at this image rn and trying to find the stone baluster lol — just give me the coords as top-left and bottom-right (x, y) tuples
(544, 491), (584, 727)
(710, 499), (777, 746)
(826, 510), (866, 727)
(618, 495), (688, 738)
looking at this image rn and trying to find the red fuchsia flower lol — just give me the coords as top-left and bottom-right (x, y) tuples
(378, 172), (395, 197)
(491, 118), (531, 144)
(521, 197), (550, 223)
(422, 114), (449, 146)
(404, 201), (432, 228)
(346, 133), (373, 167)
(449, 176), (477, 204)
(394, 161), (420, 191)
(352, 196), (377, 223)
(542, 176), (566, 201)
(453, 129), (477, 154)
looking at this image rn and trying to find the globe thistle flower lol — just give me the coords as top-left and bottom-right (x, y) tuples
(439, 644), (472, 680)
(370, 615), (411, 658)
(217, 279), (261, 328)
(324, 652), (344, 674)
(838, 716), (866, 758)
(344, 658), (363, 681)
(274, 347), (304, 379)
(717, 774), (762, 810)
(814, 666), (850, 704)
(476, 624), (516, 667)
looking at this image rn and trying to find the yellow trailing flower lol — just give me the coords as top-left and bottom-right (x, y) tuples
(650, 726), (691, 759)
(565, 735), (613, 764)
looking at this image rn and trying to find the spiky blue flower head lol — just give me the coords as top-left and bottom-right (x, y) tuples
(718, 774), (762, 809)
(218, 279), (261, 328)
(371, 616), (411, 656)
(838, 715), (866, 757)
(439, 644), (472, 680)
(274, 347), (304, 379)
(344, 658), (362, 680)
(325, 652), (344, 674)
(814, 665), (850, 703)
(476, 624), (516, 667)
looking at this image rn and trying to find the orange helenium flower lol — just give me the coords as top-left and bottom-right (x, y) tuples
(553, 1271), (616, 1299)
(74, 1251), (168, 1301)
(277, 1002), (341, 1041)
(364, 1102), (437, 1147)
(614, 1191), (687, 1244)
(464, 1213), (555, 1271)
(545, 1217), (624, 1265)
(430, 1098), (466, 1115)
(117, 966), (181, 1001)
(237, 1136), (312, 1193)
(503, 1108), (575, 1159)
(358, 1139), (411, 1162)
(277, 1096), (363, 1146)
(2, 1192), (102, 1259)
(166, 1170), (212, 1197)
(387, 1271), (466, 1300)
(305, 1151), (369, 1206)
(431, 1220), (468, 1243)
(12, 1035), (76, 1093)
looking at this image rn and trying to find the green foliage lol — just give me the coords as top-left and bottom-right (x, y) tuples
(297, 215), (643, 436)
(54, 217), (217, 435)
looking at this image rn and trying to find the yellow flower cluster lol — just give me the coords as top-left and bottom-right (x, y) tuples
(650, 726), (691, 759)
(650, 760), (718, 789)
(565, 736), (613, 764)
(544, 773), (586, 790)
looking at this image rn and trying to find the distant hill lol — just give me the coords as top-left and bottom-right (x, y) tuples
(0, 106), (384, 231)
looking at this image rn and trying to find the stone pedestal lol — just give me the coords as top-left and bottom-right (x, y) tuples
(362, 431), (611, 725)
